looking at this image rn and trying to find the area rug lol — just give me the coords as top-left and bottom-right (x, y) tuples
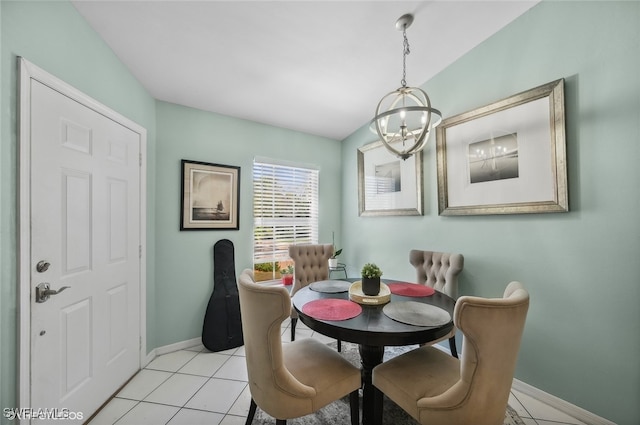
(253, 342), (525, 425)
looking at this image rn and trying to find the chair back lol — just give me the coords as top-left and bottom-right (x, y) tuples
(237, 269), (315, 415)
(288, 243), (333, 297)
(409, 250), (463, 299)
(454, 282), (530, 423)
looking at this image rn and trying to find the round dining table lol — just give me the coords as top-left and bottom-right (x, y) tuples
(291, 278), (456, 425)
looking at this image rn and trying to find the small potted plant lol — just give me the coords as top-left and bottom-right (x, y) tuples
(280, 264), (294, 286)
(361, 263), (383, 296)
(329, 231), (342, 269)
(329, 248), (342, 269)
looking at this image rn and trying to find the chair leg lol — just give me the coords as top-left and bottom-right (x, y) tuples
(337, 339), (342, 352)
(245, 399), (257, 425)
(275, 420), (286, 425)
(448, 336), (458, 358)
(349, 389), (359, 425)
(290, 317), (297, 342)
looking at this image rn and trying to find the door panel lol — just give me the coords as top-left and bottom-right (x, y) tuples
(62, 169), (92, 274)
(60, 299), (92, 397)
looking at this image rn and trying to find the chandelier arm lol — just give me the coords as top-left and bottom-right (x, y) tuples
(375, 87), (436, 126)
(382, 129), (429, 157)
(375, 133), (404, 157)
(374, 105), (441, 119)
(386, 86), (432, 108)
(375, 118), (431, 158)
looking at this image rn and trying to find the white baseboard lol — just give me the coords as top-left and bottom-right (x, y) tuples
(142, 337), (202, 367)
(511, 379), (617, 425)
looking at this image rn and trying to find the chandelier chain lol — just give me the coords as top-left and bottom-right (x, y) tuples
(401, 28), (410, 87)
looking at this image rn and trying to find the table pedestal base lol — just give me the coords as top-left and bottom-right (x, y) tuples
(359, 344), (384, 425)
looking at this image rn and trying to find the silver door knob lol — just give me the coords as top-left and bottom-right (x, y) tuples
(35, 282), (70, 303)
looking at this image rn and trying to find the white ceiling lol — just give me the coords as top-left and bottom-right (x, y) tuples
(71, 1), (538, 141)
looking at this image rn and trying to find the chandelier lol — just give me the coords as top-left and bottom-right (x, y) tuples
(372, 14), (442, 160)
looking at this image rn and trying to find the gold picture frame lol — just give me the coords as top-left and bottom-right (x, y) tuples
(436, 79), (568, 216)
(357, 140), (423, 217)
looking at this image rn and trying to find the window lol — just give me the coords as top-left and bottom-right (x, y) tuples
(253, 159), (319, 282)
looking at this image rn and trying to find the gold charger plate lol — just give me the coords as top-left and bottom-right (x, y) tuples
(349, 281), (391, 305)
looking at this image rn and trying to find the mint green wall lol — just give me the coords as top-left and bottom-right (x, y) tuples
(154, 101), (342, 347)
(0, 1), (342, 415)
(0, 1), (157, 416)
(341, 2), (639, 423)
(2, 0), (638, 424)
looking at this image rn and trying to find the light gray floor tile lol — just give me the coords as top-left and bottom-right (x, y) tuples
(114, 401), (178, 425)
(219, 414), (247, 425)
(167, 408), (225, 425)
(184, 378), (247, 413)
(212, 346), (241, 356)
(179, 351), (230, 377)
(511, 391), (587, 424)
(145, 350), (198, 373)
(87, 398), (137, 424)
(116, 369), (172, 401)
(185, 343), (205, 352)
(535, 421), (577, 425)
(227, 384), (252, 417)
(144, 373), (208, 407)
(212, 355), (248, 381)
(509, 391), (532, 418)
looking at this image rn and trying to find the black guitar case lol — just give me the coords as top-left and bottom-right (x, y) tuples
(202, 239), (244, 351)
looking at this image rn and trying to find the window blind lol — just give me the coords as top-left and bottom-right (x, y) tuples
(253, 160), (319, 265)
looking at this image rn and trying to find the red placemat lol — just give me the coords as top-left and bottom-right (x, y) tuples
(388, 282), (435, 297)
(302, 299), (362, 321)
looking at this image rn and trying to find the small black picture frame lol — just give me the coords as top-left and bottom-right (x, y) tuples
(180, 159), (240, 230)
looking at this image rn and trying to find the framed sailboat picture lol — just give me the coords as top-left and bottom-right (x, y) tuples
(181, 159), (240, 230)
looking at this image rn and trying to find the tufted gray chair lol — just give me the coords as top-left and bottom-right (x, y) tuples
(288, 244), (338, 348)
(409, 249), (464, 357)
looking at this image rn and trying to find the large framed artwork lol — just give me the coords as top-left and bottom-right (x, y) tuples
(436, 79), (568, 216)
(357, 140), (423, 216)
(181, 159), (240, 230)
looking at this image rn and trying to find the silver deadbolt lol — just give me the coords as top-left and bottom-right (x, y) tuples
(36, 261), (50, 273)
(35, 283), (70, 303)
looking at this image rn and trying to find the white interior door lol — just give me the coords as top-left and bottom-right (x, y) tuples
(21, 60), (145, 423)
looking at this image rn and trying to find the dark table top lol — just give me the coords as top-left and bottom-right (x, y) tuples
(291, 278), (456, 347)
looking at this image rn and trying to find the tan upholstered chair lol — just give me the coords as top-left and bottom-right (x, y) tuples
(373, 282), (530, 425)
(409, 249), (464, 357)
(238, 269), (361, 425)
(288, 244), (334, 344)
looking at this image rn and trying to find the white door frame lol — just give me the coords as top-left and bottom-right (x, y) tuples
(17, 57), (147, 414)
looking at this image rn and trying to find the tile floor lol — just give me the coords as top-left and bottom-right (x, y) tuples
(89, 319), (588, 425)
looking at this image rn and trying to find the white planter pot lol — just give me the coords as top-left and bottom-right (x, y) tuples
(328, 258), (338, 268)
